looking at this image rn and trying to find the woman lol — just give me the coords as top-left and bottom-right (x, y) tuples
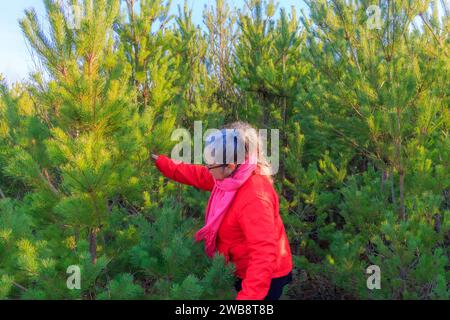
(151, 121), (293, 300)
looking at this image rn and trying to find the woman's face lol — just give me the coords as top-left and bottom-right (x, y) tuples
(207, 163), (237, 180)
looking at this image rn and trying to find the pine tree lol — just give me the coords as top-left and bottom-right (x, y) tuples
(0, 0), (237, 300)
(115, 0), (173, 110)
(295, 0), (449, 298)
(233, 0), (310, 200)
(203, 0), (239, 119)
(123, 200), (236, 300)
(172, 1), (223, 128)
(0, 0), (447, 300)
(17, 0), (137, 265)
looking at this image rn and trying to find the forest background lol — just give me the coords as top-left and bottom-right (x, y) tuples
(0, 0), (448, 300)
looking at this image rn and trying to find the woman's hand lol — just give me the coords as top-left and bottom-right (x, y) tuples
(151, 153), (159, 161)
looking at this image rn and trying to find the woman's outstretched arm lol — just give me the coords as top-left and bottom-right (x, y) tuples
(153, 154), (215, 191)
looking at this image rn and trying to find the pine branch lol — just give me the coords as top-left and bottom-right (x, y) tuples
(328, 126), (380, 163)
(13, 281), (28, 292)
(38, 169), (59, 196)
(331, 0), (362, 74)
(419, 13), (448, 57)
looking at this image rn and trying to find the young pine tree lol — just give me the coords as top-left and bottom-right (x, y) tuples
(18, 0), (137, 265)
(297, 0), (449, 299)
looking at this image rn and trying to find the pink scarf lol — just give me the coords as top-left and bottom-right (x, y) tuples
(194, 159), (257, 258)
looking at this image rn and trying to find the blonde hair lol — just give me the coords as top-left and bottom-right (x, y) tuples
(222, 121), (273, 179)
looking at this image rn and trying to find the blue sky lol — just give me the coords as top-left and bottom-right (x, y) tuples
(0, 0), (305, 84)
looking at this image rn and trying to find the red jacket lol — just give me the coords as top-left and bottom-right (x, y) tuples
(155, 155), (293, 300)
